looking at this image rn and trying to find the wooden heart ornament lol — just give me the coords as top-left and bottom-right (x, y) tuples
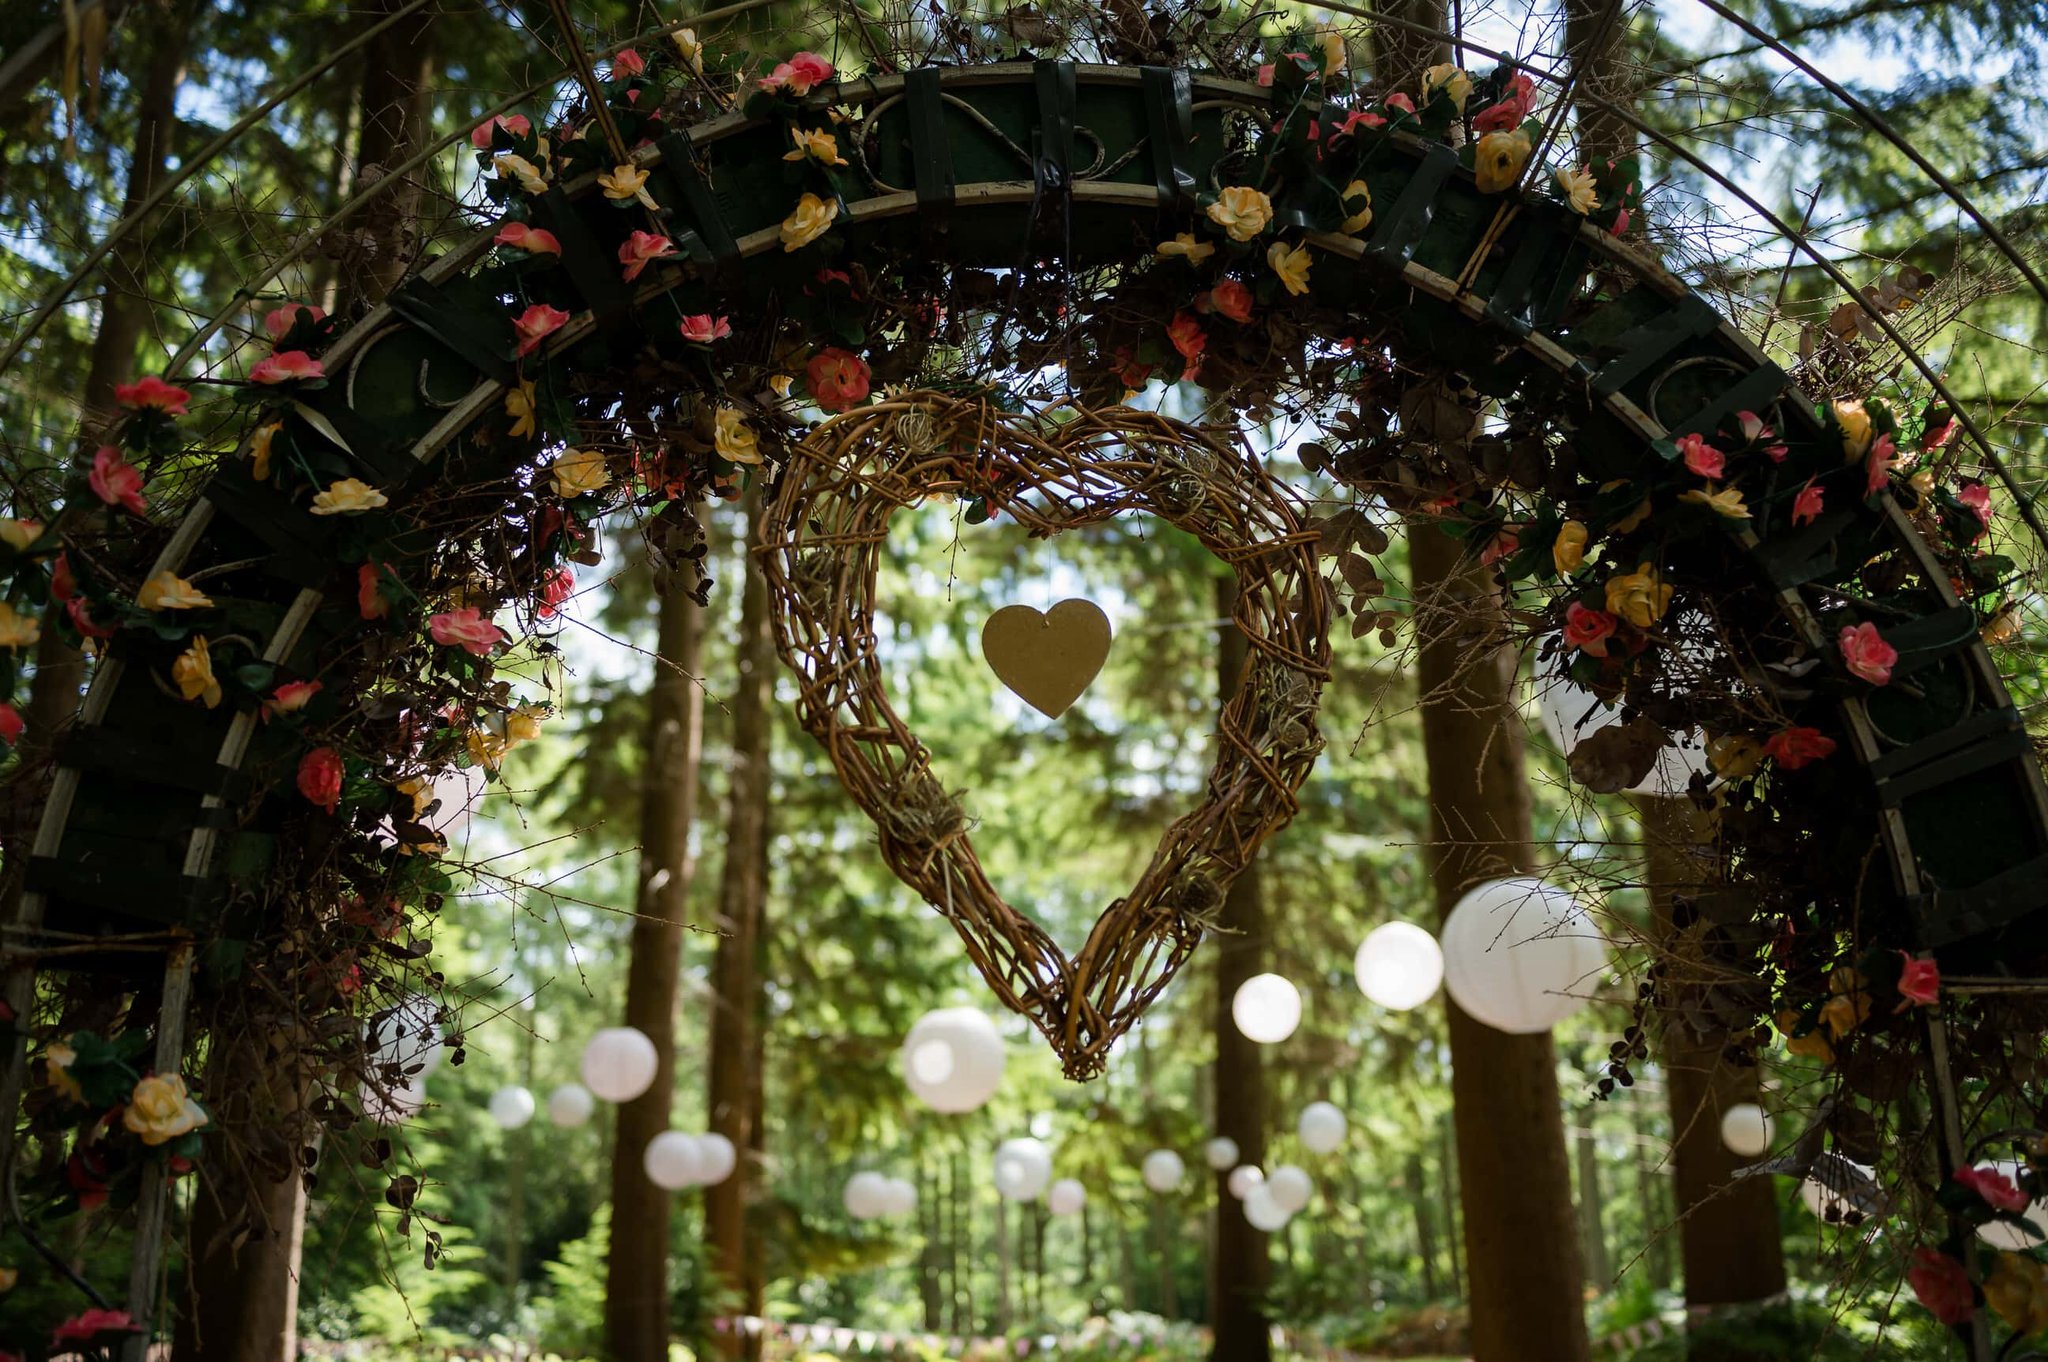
(982, 600), (1112, 718)
(760, 393), (1330, 1078)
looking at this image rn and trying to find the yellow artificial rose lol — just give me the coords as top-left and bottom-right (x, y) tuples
(1316, 29), (1347, 76)
(716, 408), (762, 465)
(783, 127), (848, 166)
(0, 600), (40, 652)
(397, 776), (433, 819)
(1778, 1010), (1835, 1063)
(505, 380), (537, 439)
(0, 1265), (15, 1291)
(309, 477), (389, 516)
(1474, 130), (1533, 193)
(1987, 1252), (2048, 1335)
(1206, 186), (1274, 242)
(1556, 165), (1600, 215)
(1422, 63), (1473, 110)
(550, 447), (611, 498)
(1833, 399), (1873, 459)
(1267, 240), (1313, 296)
(1156, 232), (1216, 263)
(766, 373), (794, 399)
(1705, 734), (1764, 780)
(45, 1042), (83, 1103)
(1679, 486), (1752, 519)
(1604, 562), (1672, 628)
(0, 518), (41, 552)
(466, 727), (508, 770)
(249, 422), (280, 481)
(597, 163), (653, 207)
(123, 1073), (208, 1146)
(672, 27), (704, 72)
(1552, 520), (1588, 575)
(1339, 180), (1373, 234)
(780, 192), (840, 252)
(493, 153), (549, 195)
(1819, 967), (1870, 1039)
(506, 703), (545, 745)
(139, 571), (213, 611)
(173, 635), (222, 708)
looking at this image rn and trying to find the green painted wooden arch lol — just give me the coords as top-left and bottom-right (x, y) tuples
(29, 60), (2048, 970)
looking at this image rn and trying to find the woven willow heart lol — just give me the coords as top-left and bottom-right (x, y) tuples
(760, 393), (1330, 1077)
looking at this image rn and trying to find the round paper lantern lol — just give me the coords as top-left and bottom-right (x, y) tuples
(644, 1132), (706, 1190)
(1297, 1102), (1347, 1155)
(1799, 1160), (1876, 1223)
(1972, 1162), (2047, 1250)
(1534, 671), (1707, 798)
(877, 1176), (917, 1218)
(697, 1132), (738, 1187)
(1227, 1165), (1263, 1200)
(1441, 878), (1606, 1034)
(1047, 1178), (1087, 1217)
(1266, 1164), (1313, 1214)
(488, 1085), (536, 1130)
(1231, 973), (1302, 1044)
(1718, 1103), (1775, 1158)
(1204, 1137), (1240, 1171)
(546, 1083), (595, 1128)
(1141, 1149), (1185, 1193)
(370, 995), (444, 1078)
(362, 1077), (426, 1125)
(581, 1027), (658, 1103)
(844, 1171), (891, 1220)
(1243, 1183), (1291, 1232)
(994, 1137), (1054, 1201)
(902, 1008), (1007, 1114)
(1354, 922), (1444, 1011)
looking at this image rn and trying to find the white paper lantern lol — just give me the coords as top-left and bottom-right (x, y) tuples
(1441, 878), (1606, 1034)
(1141, 1149), (1185, 1194)
(1204, 1137), (1240, 1171)
(1266, 1164), (1313, 1214)
(1799, 1160), (1876, 1223)
(697, 1132), (738, 1187)
(877, 1176), (918, 1218)
(546, 1083), (594, 1128)
(901, 1008), (1007, 1114)
(1226, 1165), (1263, 1200)
(1243, 1183), (1291, 1232)
(488, 1085), (536, 1130)
(1231, 973), (1302, 1044)
(1533, 671), (1707, 798)
(581, 1027), (658, 1103)
(1047, 1178), (1087, 1217)
(370, 995), (444, 1078)
(1718, 1103), (1775, 1158)
(844, 1171), (891, 1220)
(362, 1077), (426, 1125)
(1972, 1162), (2047, 1250)
(644, 1131), (706, 1190)
(1354, 922), (1445, 1011)
(1297, 1102), (1347, 1155)
(994, 1137), (1054, 1201)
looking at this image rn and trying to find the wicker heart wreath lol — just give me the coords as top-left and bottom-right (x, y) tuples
(760, 392), (1331, 1077)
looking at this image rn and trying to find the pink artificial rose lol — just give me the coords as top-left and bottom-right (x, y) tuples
(249, 350), (325, 385)
(1896, 952), (1940, 1009)
(262, 302), (326, 340)
(806, 347), (871, 412)
(1906, 1247), (1976, 1325)
(513, 303), (571, 357)
(1384, 92), (1416, 114)
(1564, 601), (1618, 657)
(1838, 621), (1898, 687)
(1763, 726), (1836, 770)
(1203, 279), (1254, 323)
(113, 374), (190, 415)
(611, 48), (645, 78)
(1792, 478), (1824, 527)
(760, 50), (834, 95)
(1479, 527), (1520, 567)
(1865, 432), (1897, 497)
(297, 747), (344, 814)
(51, 1309), (139, 1347)
(1958, 481), (1992, 531)
(617, 230), (676, 282)
(67, 596), (115, 640)
(1334, 108), (1386, 135)
(1676, 432), (1725, 480)
(429, 606), (507, 657)
(264, 679), (322, 721)
(537, 567), (574, 618)
(469, 113), (531, 150)
(1955, 1164), (2029, 1213)
(0, 703), (23, 746)
(89, 445), (147, 515)
(1608, 205), (1632, 236)
(357, 563), (391, 620)
(494, 222), (562, 255)
(51, 552), (74, 602)
(678, 314), (733, 344)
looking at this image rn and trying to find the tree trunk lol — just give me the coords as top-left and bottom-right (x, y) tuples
(1207, 573), (1270, 1362)
(1439, 1108), (1461, 1298)
(706, 489), (774, 1357)
(335, 0), (434, 311)
(1638, 797), (1787, 1314)
(1411, 524), (1590, 1362)
(1575, 1123), (1612, 1291)
(604, 582), (705, 1361)
(1564, 0), (1635, 174)
(1406, 1152), (1440, 1298)
(1631, 1095), (1673, 1290)
(994, 1191), (1012, 1331)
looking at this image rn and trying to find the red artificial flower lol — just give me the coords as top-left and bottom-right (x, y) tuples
(1384, 92), (1415, 114)
(0, 703), (23, 746)
(1792, 478), (1824, 527)
(262, 302), (326, 340)
(113, 374), (190, 416)
(1921, 414), (1958, 453)
(1895, 952), (1940, 1009)
(1957, 481), (1992, 533)
(357, 562), (391, 621)
(537, 567), (574, 618)
(263, 679), (322, 721)
(678, 314), (732, 344)
(1479, 527), (1520, 567)
(248, 350), (325, 385)
(494, 222), (562, 255)
(51, 1308), (140, 1347)
(617, 230), (676, 282)
(1203, 279), (1254, 323)
(88, 445), (147, 515)
(469, 113), (531, 149)
(1167, 313), (1206, 379)
(611, 47), (645, 78)
(1563, 602), (1619, 657)
(1471, 71), (1536, 134)
(429, 606), (507, 657)
(1906, 1247), (1976, 1325)
(67, 596), (114, 639)
(805, 347), (871, 412)
(1956, 1164), (2029, 1213)
(1763, 726), (1836, 770)
(297, 747), (344, 813)
(1675, 432), (1725, 480)
(51, 552), (75, 602)
(512, 303), (571, 357)
(1334, 108), (1385, 135)
(1838, 621), (1898, 687)
(66, 1146), (109, 1211)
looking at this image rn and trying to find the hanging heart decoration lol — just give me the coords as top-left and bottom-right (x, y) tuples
(980, 599), (1113, 719)
(759, 393), (1330, 1077)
